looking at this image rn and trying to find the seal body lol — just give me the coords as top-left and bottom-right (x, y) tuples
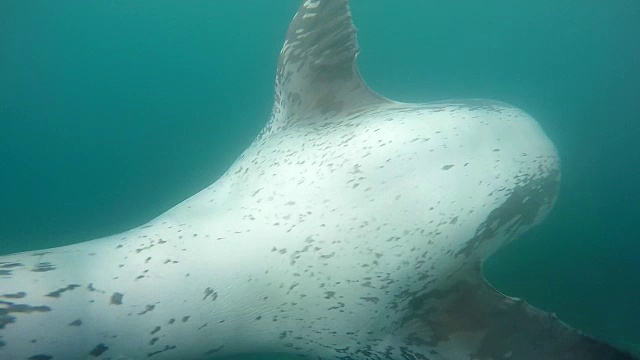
(1, 1), (635, 359)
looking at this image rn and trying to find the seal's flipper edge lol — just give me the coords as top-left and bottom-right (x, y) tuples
(384, 262), (638, 360)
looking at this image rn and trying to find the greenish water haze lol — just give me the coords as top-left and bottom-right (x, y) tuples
(1, 0), (638, 358)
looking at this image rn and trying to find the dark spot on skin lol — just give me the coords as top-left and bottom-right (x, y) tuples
(28, 355), (53, 360)
(324, 291), (336, 299)
(450, 216), (458, 225)
(135, 244), (155, 254)
(31, 252), (51, 257)
(32, 262), (56, 272)
(204, 345), (224, 355)
(0, 314), (16, 329)
(1, 292), (26, 299)
(147, 345), (176, 358)
(493, 148), (501, 152)
(0, 262), (23, 269)
(138, 304), (156, 315)
(110, 292), (124, 305)
(203, 287), (218, 301)
(256, 315), (262, 320)
(89, 343), (109, 357)
(69, 319), (82, 326)
(360, 297), (380, 304)
(46, 284), (81, 298)
(442, 165), (454, 170)
(150, 326), (161, 335)
(182, 316), (190, 323)
(320, 252), (335, 259)
(168, 318), (176, 324)
(150, 337), (159, 345)
(0, 300), (51, 330)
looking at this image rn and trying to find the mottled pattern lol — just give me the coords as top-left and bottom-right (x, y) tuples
(0, 1), (636, 359)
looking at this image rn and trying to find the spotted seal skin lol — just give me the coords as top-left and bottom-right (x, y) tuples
(0, 1), (637, 359)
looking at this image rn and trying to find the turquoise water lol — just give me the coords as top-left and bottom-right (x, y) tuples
(1, 0), (638, 358)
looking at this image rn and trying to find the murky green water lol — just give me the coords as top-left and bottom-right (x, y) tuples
(1, 0), (638, 357)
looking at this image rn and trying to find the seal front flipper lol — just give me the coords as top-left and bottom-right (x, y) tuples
(380, 261), (638, 360)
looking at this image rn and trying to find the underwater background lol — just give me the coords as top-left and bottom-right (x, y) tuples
(1, 0), (638, 358)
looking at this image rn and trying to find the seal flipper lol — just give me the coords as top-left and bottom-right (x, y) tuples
(263, 0), (388, 137)
(383, 262), (638, 360)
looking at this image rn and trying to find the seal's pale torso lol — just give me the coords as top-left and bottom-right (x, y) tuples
(1, 1), (635, 359)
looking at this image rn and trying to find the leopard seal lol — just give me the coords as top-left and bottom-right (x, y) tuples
(0, 1), (636, 359)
